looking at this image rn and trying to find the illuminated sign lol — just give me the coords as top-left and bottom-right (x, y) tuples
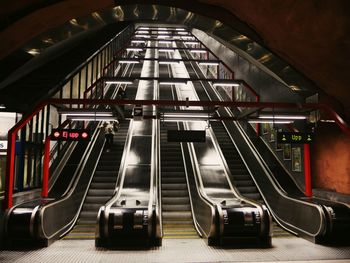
(167, 130), (206, 142)
(0, 140), (8, 150)
(277, 132), (314, 144)
(51, 129), (90, 141)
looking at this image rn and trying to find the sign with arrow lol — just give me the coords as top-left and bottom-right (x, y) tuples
(277, 132), (314, 144)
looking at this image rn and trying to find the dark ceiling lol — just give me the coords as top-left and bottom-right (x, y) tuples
(0, 0), (349, 120)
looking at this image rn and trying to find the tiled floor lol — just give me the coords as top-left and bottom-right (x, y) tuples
(1, 237), (350, 263)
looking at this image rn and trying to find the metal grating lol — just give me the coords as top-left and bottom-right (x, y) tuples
(0, 237), (349, 263)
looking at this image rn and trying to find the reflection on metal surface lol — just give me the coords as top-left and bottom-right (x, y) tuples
(133, 5), (140, 18)
(289, 85), (301, 91)
(113, 6), (124, 21)
(26, 48), (40, 56)
(21, 4), (316, 96)
(92, 12), (106, 25)
(258, 54), (272, 63)
(152, 5), (158, 20)
(42, 37), (54, 45)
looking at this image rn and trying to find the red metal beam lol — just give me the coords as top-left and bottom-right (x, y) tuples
(5, 97), (350, 209)
(46, 99), (350, 136)
(47, 98), (350, 135)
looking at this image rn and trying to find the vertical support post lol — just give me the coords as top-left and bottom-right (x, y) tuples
(217, 64), (220, 79)
(42, 136), (51, 198)
(231, 75), (235, 102)
(303, 144), (312, 197)
(256, 96), (260, 136)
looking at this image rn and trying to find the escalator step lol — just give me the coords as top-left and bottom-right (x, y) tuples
(87, 189), (115, 196)
(89, 182), (116, 189)
(162, 197), (189, 204)
(96, 166), (120, 171)
(162, 183), (187, 190)
(85, 196), (112, 203)
(234, 174), (253, 180)
(77, 219), (96, 225)
(92, 177), (117, 183)
(162, 204), (191, 211)
(162, 211), (192, 220)
(234, 180), (255, 187)
(94, 171), (118, 176)
(82, 203), (103, 211)
(161, 177), (187, 184)
(63, 232), (95, 239)
(161, 190), (188, 197)
(242, 193), (261, 200)
(79, 211), (98, 219)
(161, 167), (185, 172)
(238, 186), (259, 193)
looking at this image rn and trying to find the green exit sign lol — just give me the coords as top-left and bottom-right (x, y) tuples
(277, 132), (314, 144)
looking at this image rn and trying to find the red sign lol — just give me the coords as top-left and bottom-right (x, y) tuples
(51, 129), (91, 141)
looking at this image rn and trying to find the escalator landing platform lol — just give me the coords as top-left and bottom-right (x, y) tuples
(1, 237), (349, 262)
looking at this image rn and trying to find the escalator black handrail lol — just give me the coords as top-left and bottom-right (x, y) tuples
(97, 52), (160, 243)
(235, 117), (327, 236)
(35, 123), (104, 240)
(182, 49), (271, 239)
(205, 75), (328, 237)
(165, 53), (220, 239)
(182, 125), (217, 238)
(207, 124), (272, 238)
(184, 46), (326, 237)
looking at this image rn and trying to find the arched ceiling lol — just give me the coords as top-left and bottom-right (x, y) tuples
(0, 0), (349, 119)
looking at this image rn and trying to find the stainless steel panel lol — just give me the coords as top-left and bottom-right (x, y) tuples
(128, 136), (152, 165)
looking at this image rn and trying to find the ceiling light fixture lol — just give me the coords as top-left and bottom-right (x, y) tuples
(131, 40), (146, 44)
(105, 80), (134, 85)
(134, 34), (149, 38)
(212, 81), (240, 87)
(136, 30), (149, 34)
(258, 115), (307, 120)
(66, 116), (118, 121)
(119, 59), (140, 64)
(248, 120), (293, 124)
(126, 48), (144, 52)
(159, 80), (188, 85)
(198, 61), (220, 66)
(159, 60), (180, 65)
(190, 49), (207, 54)
(159, 48), (175, 52)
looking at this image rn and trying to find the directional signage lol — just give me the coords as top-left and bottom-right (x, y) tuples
(133, 106), (143, 120)
(51, 129), (90, 141)
(167, 130), (206, 142)
(0, 140), (8, 150)
(277, 132), (314, 144)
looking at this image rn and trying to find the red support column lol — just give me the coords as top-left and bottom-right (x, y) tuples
(4, 132), (16, 209)
(303, 144), (312, 197)
(42, 136), (51, 198)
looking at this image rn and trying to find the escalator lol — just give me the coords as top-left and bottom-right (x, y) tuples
(210, 122), (293, 238)
(160, 123), (198, 239)
(64, 121), (130, 239)
(182, 49), (350, 244)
